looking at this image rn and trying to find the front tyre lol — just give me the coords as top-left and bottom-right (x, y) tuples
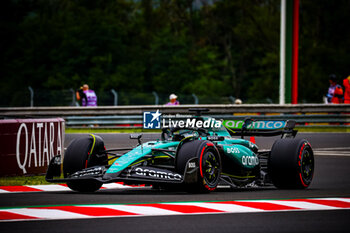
(63, 134), (106, 192)
(176, 140), (221, 193)
(66, 180), (103, 193)
(269, 138), (314, 189)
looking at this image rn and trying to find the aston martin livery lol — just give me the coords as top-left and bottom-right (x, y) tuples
(46, 108), (314, 193)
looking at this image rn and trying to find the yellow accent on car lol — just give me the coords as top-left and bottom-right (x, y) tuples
(89, 134), (96, 155)
(224, 126), (236, 134)
(221, 172), (255, 179)
(129, 156), (170, 167)
(180, 135), (195, 143)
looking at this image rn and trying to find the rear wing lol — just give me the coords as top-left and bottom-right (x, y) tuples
(224, 119), (297, 139)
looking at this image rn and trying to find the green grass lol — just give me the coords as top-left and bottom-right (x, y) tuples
(295, 126), (350, 133)
(0, 175), (49, 186)
(65, 128), (161, 134)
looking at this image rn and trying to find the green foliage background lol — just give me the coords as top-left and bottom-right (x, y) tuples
(1, 0), (349, 106)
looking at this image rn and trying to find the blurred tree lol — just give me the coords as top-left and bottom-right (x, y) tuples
(0, 0), (349, 106)
(299, 0), (350, 102)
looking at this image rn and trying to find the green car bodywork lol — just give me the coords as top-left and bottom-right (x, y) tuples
(104, 117), (259, 181)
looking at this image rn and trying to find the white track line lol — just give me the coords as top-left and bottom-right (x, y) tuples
(314, 197), (350, 203)
(314, 151), (350, 157)
(315, 147), (350, 151)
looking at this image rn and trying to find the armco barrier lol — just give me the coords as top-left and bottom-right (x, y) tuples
(0, 104), (350, 128)
(0, 118), (65, 176)
(63, 113), (350, 128)
(0, 104), (350, 118)
(1, 104), (350, 117)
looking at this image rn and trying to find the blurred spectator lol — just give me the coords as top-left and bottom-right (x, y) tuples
(343, 76), (350, 104)
(76, 84), (97, 106)
(166, 94), (180, 105)
(234, 98), (242, 104)
(326, 74), (343, 104)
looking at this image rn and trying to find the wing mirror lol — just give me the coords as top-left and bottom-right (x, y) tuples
(130, 133), (143, 145)
(241, 118), (255, 139)
(242, 118), (254, 130)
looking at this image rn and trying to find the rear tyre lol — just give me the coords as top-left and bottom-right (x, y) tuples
(269, 138), (314, 189)
(63, 134), (107, 192)
(176, 140), (221, 193)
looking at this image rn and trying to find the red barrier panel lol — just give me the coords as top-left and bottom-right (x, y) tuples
(0, 118), (65, 176)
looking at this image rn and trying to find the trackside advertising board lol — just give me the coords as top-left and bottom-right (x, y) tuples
(0, 118), (65, 176)
(223, 120), (286, 130)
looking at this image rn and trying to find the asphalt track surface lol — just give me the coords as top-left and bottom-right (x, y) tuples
(1, 133), (350, 233)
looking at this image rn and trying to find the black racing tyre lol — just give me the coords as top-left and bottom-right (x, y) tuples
(176, 140), (221, 193)
(66, 180), (103, 193)
(63, 134), (107, 192)
(269, 138), (314, 189)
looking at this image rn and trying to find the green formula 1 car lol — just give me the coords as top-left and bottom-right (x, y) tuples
(46, 109), (314, 193)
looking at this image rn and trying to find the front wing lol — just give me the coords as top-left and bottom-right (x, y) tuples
(45, 155), (199, 186)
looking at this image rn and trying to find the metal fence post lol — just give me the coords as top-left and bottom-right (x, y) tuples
(192, 93), (199, 105)
(111, 89), (118, 106)
(152, 91), (159, 105)
(70, 88), (79, 106)
(229, 96), (236, 104)
(28, 86), (34, 107)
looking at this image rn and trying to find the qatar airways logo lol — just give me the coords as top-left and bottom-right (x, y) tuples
(16, 122), (64, 174)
